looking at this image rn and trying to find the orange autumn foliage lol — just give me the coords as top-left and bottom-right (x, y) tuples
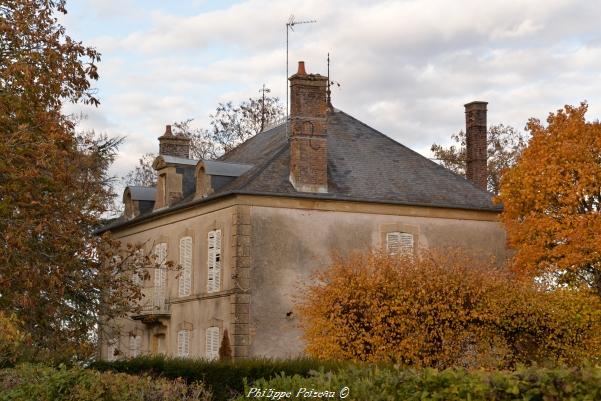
(297, 250), (601, 368)
(499, 103), (601, 295)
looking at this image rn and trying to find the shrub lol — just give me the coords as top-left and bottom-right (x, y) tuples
(297, 249), (601, 368)
(236, 364), (601, 401)
(0, 363), (210, 401)
(0, 312), (27, 368)
(90, 355), (349, 401)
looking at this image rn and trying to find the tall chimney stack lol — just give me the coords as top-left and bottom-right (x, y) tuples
(158, 124), (191, 159)
(464, 101), (488, 191)
(288, 61), (329, 193)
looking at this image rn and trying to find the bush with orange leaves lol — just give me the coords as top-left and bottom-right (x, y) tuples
(297, 249), (601, 368)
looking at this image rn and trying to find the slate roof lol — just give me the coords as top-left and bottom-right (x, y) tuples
(127, 186), (156, 201)
(159, 155), (197, 166)
(214, 108), (500, 211)
(202, 160), (253, 177)
(99, 108), (500, 233)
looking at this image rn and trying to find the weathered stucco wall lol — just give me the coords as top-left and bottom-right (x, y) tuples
(103, 202), (238, 360)
(101, 194), (506, 361)
(249, 205), (507, 358)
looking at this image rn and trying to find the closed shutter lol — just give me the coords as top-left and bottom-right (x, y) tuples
(214, 230), (221, 291)
(179, 237), (192, 297)
(130, 335), (141, 357)
(177, 330), (190, 357)
(154, 243), (167, 308)
(399, 233), (414, 256)
(386, 232), (401, 255)
(386, 232), (414, 256)
(132, 249), (144, 286)
(207, 230), (222, 293)
(205, 327), (219, 360)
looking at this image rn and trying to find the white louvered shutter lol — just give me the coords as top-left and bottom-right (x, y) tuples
(386, 232), (401, 255)
(205, 327), (219, 360)
(214, 230), (221, 291)
(399, 233), (414, 256)
(154, 243), (167, 309)
(179, 237), (192, 297)
(130, 335), (141, 357)
(387, 232), (414, 256)
(207, 230), (221, 293)
(207, 232), (215, 292)
(132, 249), (144, 286)
(177, 330), (190, 357)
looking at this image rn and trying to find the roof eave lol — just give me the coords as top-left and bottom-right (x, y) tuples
(95, 190), (502, 235)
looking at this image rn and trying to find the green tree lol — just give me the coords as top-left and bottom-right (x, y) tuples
(0, 0), (145, 361)
(431, 124), (526, 194)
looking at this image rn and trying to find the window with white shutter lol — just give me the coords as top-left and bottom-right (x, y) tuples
(129, 334), (141, 357)
(386, 232), (414, 256)
(132, 249), (144, 286)
(153, 243), (167, 309)
(205, 327), (220, 360)
(177, 330), (190, 357)
(207, 230), (221, 293)
(179, 237), (192, 297)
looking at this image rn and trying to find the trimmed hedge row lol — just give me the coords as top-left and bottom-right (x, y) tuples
(0, 363), (210, 401)
(90, 356), (349, 401)
(238, 364), (601, 401)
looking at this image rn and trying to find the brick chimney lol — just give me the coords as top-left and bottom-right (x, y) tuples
(288, 61), (328, 193)
(464, 101), (488, 191)
(158, 124), (190, 158)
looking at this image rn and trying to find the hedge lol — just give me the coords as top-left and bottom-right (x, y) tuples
(237, 364), (601, 401)
(90, 356), (349, 401)
(0, 363), (210, 401)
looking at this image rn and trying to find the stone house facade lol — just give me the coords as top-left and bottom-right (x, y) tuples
(98, 61), (506, 361)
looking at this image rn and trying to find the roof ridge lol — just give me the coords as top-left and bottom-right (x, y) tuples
(335, 109), (493, 195)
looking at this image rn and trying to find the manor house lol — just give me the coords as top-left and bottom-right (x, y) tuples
(99, 61), (505, 360)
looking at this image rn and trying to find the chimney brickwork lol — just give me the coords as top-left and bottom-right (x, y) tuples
(158, 124), (191, 158)
(464, 101), (488, 191)
(289, 61), (328, 193)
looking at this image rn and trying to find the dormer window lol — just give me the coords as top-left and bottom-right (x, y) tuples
(152, 155), (197, 210)
(123, 186), (156, 219)
(194, 160), (253, 199)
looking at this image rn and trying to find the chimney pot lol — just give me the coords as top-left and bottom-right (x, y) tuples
(297, 61), (307, 75)
(158, 124), (190, 158)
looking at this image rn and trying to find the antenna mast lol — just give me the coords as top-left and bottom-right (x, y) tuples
(326, 52), (340, 108)
(286, 15), (316, 137)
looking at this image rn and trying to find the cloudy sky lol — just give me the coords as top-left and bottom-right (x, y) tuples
(61, 0), (601, 184)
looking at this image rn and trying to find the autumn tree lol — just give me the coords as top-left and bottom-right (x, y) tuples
(122, 91), (284, 187)
(297, 250), (601, 368)
(0, 0), (148, 361)
(431, 124), (527, 194)
(499, 103), (601, 296)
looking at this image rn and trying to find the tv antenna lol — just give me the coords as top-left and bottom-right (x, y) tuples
(286, 15), (316, 137)
(327, 52), (341, 107)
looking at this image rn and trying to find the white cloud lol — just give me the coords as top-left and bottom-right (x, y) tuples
(62, 0), (601, 182)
